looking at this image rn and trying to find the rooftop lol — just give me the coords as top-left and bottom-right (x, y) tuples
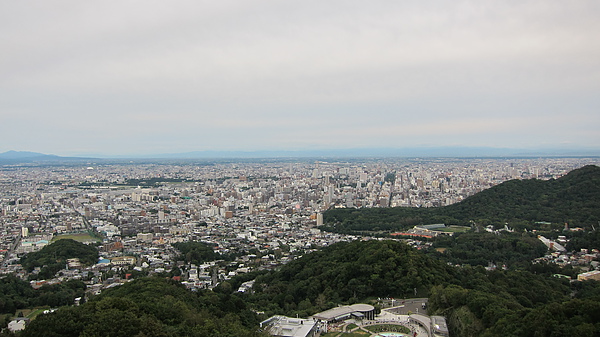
(312, 304), (374, 321)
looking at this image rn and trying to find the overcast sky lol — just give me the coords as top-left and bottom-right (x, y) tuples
(1, 1), (599, 156)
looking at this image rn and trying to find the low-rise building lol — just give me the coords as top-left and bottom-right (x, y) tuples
(8, 317), (30, 332)
(111, 256), (136, 266)
(260, 316), (318, 337)
(312, 304), (375, 323)
(577, 270), (600, 281)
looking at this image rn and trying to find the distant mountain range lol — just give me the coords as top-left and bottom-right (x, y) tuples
(0, 151), (60, 163)
(0, 150), (59, 160)
(0, 151), (86, 164)
(1, 146), (599, 164)
(87, 146), (600, 159)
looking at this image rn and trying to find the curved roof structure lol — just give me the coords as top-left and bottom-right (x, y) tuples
(312, 304), (375, 321)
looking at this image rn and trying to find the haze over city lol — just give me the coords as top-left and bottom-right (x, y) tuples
(1, 1), (599, 157)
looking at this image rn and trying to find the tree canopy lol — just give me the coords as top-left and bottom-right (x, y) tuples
(172, 241), (223, 265)
(427, 232), (548, 268)
(21, 277), (266, 337)
(246, 240), (456, 317)
(0, 274), (86, 314)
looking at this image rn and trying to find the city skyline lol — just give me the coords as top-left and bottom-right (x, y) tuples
(1, 1), (599, 157)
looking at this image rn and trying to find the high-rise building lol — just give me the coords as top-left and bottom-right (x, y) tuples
(316, 213), (323, 226)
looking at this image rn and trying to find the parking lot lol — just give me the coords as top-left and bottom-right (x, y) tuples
(380, 298), (428, 315)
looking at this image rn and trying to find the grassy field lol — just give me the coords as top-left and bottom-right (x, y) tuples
(26, 307), (50, 319)
(364, 324), (411, 334)
(52, 232), (101, 243)
(321, 332), (370, 337)
(346, 323), (359, 330)
(15, 309), (33, 317)
(439, 225), (471, 233)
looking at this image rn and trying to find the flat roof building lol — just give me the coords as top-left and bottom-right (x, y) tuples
(260, 316), (318, 337)
(577, 270), (600, 281)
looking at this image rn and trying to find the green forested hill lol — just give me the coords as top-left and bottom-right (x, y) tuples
(443, 164), (600, 225)
(21, 277), (266, 337)
(429, 277), (600, 337)
(244, 240), (594, 337)
(0, 274), (86, 314)
(20, 238), (99, 280)
(246, 240), (456, 317)
(323, 165), (600, 233)
(428, 232), (549, 269)
(173, 241), (226, 264)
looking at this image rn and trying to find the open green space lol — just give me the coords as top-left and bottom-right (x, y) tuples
(346, 323), (358, 330)
(52, 232), (101, 243)
(26, 307), (50, 320)
(365, 324), (411, 334)
(439, 225), (470, 233)
(322, 332), (369, 337)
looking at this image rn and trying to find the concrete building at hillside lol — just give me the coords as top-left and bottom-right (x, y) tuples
(578, 270), (600, 281)
(260, 315), (318, 337)
(8, 318), (29, 332)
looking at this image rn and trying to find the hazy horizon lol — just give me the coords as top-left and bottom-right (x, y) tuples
(2, 146), (600, 160)
(2, 1), (599, 156)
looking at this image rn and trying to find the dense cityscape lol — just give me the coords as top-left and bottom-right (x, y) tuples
(1, 157), (600, 336)
(0, 158), (596, 281)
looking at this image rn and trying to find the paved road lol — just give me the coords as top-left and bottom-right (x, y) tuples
(382, 298), (428, 315)
(1, 235), (21, 267)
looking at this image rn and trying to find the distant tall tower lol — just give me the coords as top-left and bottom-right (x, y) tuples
(21, 227), (28, 237)
(316, 213), (323, 226)
(325, 185), (334, 205)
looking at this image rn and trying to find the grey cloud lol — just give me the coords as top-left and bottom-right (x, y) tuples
(1, 1), (599, 155)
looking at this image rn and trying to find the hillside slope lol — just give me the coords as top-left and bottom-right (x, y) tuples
(323, 165), (600, 232)
(22, 277), (265, 337)
(245, 240), (591, 337)
(245, 240), (456, 317)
